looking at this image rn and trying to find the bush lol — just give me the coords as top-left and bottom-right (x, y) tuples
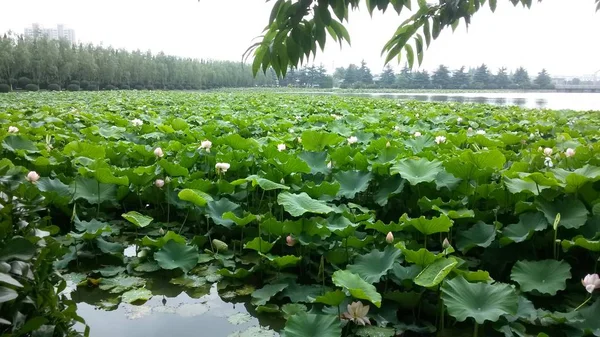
(47, 84), (61, 91)
(0, 84), (10, 93)
(120, 84), (130, 90)
(134, 84), (145, 90)
(80, 81), (89, 90)
(86, 83), (99, 91)
(24, 84), (39, 92)
(104, 85), (117, 91)
(146, 85), (155, 90)
(18, 77), (31, 89)
(70, 80), (80, 86)
(67, 84), (80, 91)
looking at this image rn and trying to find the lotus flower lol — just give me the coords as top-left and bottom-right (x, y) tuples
(414, 131), (422, 137)
(277, 143), (286, 152)
(215, 162), (231, 174)
(327, 161), (332, 169)
(386, 141), (391, 148)
(415, 113), (420, 118)
(8, 126), (19, 133)
(199, 140), (212, 152)
(442, 238), (451, 249)
(297, 137), (302, 143)
(26, 171), (40, 183)
(155, 179), (165, 188)
(476, 130), (486, 135)
(468, 127), (473, 132)
(544, 156), (554, 168)
(386, 232), (394, 244)
(289, 128), (295, 133)
(286, 235), (296, 247)
(565, 148), (576, 158)
(159, 228), (165, 236)
(131, 118), (143, 127)
(154, 147), (164, 158)
(343, 302), (371, 326)
(582, 274), (600, 293)
(435, 136), (447, 144)
(347, 136), (358, 145)
(543, 147), (553, 156)
(457, 117), (463, 123)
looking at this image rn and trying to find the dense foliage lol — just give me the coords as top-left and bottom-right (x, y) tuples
(249, 0), (600, 76)
(1, 91), (600, 337)
(0, 34), (277, 91)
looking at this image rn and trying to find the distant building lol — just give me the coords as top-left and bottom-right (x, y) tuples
(24, 24), (76, 44)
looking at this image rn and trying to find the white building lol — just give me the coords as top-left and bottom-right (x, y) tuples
(24, 24), (76, 44)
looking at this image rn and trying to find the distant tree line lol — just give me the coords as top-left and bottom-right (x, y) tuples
(278, 65), (334, 88)
(0, 32), (277, 92)
(334, 61), (556, 90)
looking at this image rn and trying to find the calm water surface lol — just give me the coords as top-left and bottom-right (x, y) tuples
(307, 91), (600, 111)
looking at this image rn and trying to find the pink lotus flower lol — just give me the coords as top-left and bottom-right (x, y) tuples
(155, 179), (165, 188)
(565, 148), (576, 158)
(286, 235), (296, 247)
(154, 147), (164, 158)
(582, 274), (600, 294)
(543, 147), (553, 156)
(26, 171), (40, 183)
(343, 302), (371, 326)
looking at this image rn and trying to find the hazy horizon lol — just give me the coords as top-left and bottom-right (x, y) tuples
(2, 0), (599, 78)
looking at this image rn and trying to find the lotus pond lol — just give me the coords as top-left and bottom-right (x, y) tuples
(1, 91), (600, 337)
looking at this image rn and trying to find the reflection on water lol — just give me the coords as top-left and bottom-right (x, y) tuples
(297, 91), (600, 111)
(73, 277), (283, 337)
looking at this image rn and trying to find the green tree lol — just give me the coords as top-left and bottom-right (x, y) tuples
(343, 64), (360, 87)
(494, 67), (511, 89)
(513, 67), (531, 89)
(358, 60), (373, 85)
(247, 0), (600, 76)
(472, 64), (491, 89)
(451, 66), (470, 89)
(379, 64), (396, 88)
(412, 70), (430, 89)
(431, 64), (451, 89)
(534, 69), (553, 89)
(396, 65), (412, 89)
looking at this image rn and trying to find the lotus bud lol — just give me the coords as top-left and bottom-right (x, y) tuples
(155, 179), (165, 188)
(286, 235), (296, 247)
(277, 143), (286, 152)
(435, 136), (447, 144)
(297, 137), (302, 143)
(457, 117), (463, 123)
(386, 232), (394, 244)
(565, 148), (575, 158)
(538, 146), (543, 152)
(386, 141), (391, 148)
(442, 238), (451, 249)
(26, 171), (40, 183)
(8, 126), (19, 133)
(164, 176), (172, 184)
(543, 147), (553, 156)
(347, 136), (358, 144)
(154, 147), (164, 158)
(159, 228), (165, 236)
(414, 131), (422, 137)
(327, 161), (332, 169)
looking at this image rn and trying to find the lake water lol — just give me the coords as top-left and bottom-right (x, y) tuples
(316, 91), (600, 111)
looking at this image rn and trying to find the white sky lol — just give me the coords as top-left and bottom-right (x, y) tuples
(1, 0), (599, 77)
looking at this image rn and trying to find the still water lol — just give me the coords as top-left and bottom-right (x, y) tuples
(325, 91), (600, 111)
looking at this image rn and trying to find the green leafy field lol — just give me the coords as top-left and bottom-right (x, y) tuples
(1, 91), (600, 337)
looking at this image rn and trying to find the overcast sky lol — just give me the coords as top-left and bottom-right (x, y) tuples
(1, 0), (598, 77)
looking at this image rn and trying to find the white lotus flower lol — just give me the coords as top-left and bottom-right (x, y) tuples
(327, 161), (332, 169)
(544, 156), (554, 168)
(415, 113), (420, 118)
(343, 302), (371, 326)
(457, 117), (463, 123)
(538, 146), (543, 152)
(131, 118), (143, 127)
(154, 147), (164, 158)
(582, 274), (600, 293)
(215, 162), (231, 174)
(565, 148), (576, 158)
(394, 126), (401, 131)
(476, 130), (486, 135)
(347, 136), (358, 145)
(8, 126), (19, 133)
(435, 136), (447, 144)
(289, 128), (294, 133)
(543, 147), (553, 156)
(155, 179), (165, 188)
(199, 140), (212, 153)
(386, 232), (394, 244)
(26, 171), (40, 183)
(467, 127), (473, 132)
(297, 137), (302, 143)
(414, 132), (422, 137)
(277, 143), (286, 152)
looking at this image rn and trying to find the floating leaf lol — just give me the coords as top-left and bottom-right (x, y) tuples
(121, 288), (152, 304)
(154, 240), (199, 273)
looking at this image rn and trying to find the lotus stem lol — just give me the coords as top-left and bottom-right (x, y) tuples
(473, 323), (479, 337)
(167, 183), (170, 224)
(553, 228), (558, 260)
(573, 295), (592, 311)
(96, 180), (101, 217)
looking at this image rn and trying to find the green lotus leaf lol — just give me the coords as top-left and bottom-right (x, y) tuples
(246, 175), (289, 190)
(121, 211), (152, 228)
(314, 290), (347, 306)
(445, 149), (506, 179)
(244, 237), (274, 254)
(501, 212), (548, 244)
(96, 238), (123, 255)
(434, 171), (462, 191)
(298, 181), (340, 198)
(453, 269), (492, 283)
(2, 135), (39, 153)
(256, 304), (279, 313)
(251, 283), (288, 306)
(431, 205), (475, 219)
(0, 273), (23, 288)
(207, 198), (241, 228)
(282, 303), (308, 319)
(441, 276), (518, 324)
(325, 214), (358, 237)
(0, 238), (36, 262)
(36, 177), (71, 201)
(223, 212), (256, 227)
(260, 254), (302, 269)
(218, 268), (252, 279)
(536, 197), (589, 229)
(390, 264), (422, 282)
(355, 326), (396, 337)
(154, 240), (199, 273)
(390, 158), (443, 186)
(365, 220), (408, 234)
(400, 214), (453, 235)
(63, 141), (105, 159)
(73, 217), (111, 235)
(178, 189), (212, 207)
(347, 246), (402, 283)
(568, 297), (600, 334)
(0, 286), (18, 303)
(282, 283), (323, 302)
(332, 270), (382, 307)
(504, 176), (549, 196)
(283, 313), (341, 337)
(403, 135), (435, 154)
(553, 165), (600, 193)
(334, 170), (373, 199)
(158, 159), (189, 177)
(134, 261), (160, 273)
(121, 288), (152, 304)
(300, 130), (345, 151)
(395, 243), (443, 266)
(414, 257), (458, 288)
(95, 168), (129, 186)
(374, 176), (405, 206)
(71, 176), (117, 204)
(277, 192), (334, 217)
(561, 236), (600, 252)
(170, 275), (207, 288)
(140, 231), (186, 248)
(510, 260), (571, 295)
(297, 151), (329, 174)
(99, 275), (146, 293)
(456, 222), (496, 253)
